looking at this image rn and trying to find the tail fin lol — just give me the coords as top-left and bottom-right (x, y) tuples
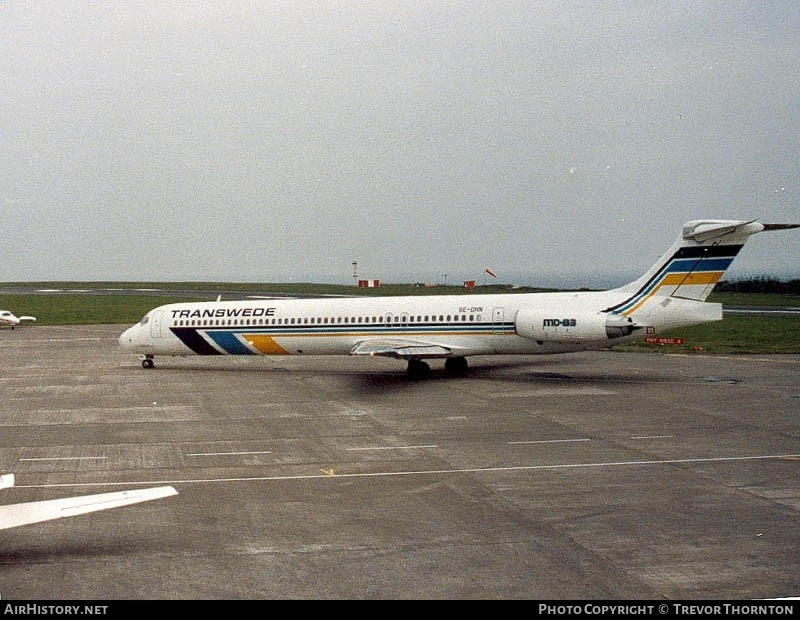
(606, 220), (798, 317)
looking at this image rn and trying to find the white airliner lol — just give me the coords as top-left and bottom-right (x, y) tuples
(0, 473), (177, 530)
(0, 310), (36, 329)
(119, 219), (798, 378)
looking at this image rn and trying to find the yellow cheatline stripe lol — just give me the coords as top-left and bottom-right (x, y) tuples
(244, 335), (291, 355)
(623, 271), (723, 316)
(242, 330), (505, 354)
(662, 272), (722, 286)
(244, 330), (500, 339)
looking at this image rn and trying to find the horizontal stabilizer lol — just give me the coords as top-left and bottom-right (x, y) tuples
(682, 219), (762, 243)
(762, 223), (800, 231)
(0, 485), (178, 530)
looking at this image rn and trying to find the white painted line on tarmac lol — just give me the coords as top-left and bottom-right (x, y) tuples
(20, 456), (107, 462)
(19, 453), (800, 489)
(347, 445), (438, 451)
(186, 451), (272, 457)
(509, 438), (590, 445)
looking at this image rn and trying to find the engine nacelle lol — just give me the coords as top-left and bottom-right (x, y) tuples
(515, 309), (639, 343)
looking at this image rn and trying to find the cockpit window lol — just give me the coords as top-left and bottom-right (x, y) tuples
(139, 313), (151, 326)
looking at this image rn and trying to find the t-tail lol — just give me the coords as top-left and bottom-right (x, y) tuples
(117, 217), (798, 377)
(604, 220), (799, 334)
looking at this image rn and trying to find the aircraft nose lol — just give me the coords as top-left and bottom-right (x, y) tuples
(118, 326), (134, 347)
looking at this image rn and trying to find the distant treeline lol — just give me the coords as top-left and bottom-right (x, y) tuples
(716, 278), (800, 294)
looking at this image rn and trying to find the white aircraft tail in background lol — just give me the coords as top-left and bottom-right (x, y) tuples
(0, 310), (37, 329)
(119, 219), (799, 378)
(0, 474), (177, 530)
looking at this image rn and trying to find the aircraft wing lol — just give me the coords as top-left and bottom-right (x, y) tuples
(0, 478), (178, 530)
(350, 338), (456, 360)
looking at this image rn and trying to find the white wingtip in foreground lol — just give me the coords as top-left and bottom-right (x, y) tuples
(0, 474), (177, 530)
(119, 219), (799, 378)
(0, 310), (36, 329)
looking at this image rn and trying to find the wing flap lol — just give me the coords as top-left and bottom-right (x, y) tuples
(350, 338), (454, 360)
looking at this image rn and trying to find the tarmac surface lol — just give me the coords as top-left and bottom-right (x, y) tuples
(0, 324), (798, 600)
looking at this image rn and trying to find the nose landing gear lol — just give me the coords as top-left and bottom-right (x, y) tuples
(140, 354), (155, 369)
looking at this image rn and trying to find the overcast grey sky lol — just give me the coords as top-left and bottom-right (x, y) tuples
(2, 1), (798, 287)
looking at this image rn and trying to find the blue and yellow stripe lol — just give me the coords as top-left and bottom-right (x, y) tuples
(606, 244), (742, 316)
(171, 321), (517, 356)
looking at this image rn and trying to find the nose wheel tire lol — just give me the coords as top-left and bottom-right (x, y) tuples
(140, 355), (155, 369)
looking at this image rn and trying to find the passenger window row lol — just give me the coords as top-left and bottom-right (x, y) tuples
(173, 313), (483, 327)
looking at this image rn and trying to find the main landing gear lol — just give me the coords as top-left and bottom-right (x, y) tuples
(406, 357), (469, 379)
(406, 359), (432, 380)
(444, 356), (468, 375)
(140, 354), (155, 369)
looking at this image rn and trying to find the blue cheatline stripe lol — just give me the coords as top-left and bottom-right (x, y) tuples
(171, 323), (518, 356)
(613, 257), (733, 312)
(665, 257), (734, 273)
(605, 244), (743, 313)
(206, 331), (256, 355)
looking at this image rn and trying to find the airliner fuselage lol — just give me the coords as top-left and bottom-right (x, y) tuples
(119, 289), (626, 359)
(119, 220), (798, 377)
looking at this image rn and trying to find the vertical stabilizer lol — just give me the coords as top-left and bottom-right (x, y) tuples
(606, 220), (788, 318)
